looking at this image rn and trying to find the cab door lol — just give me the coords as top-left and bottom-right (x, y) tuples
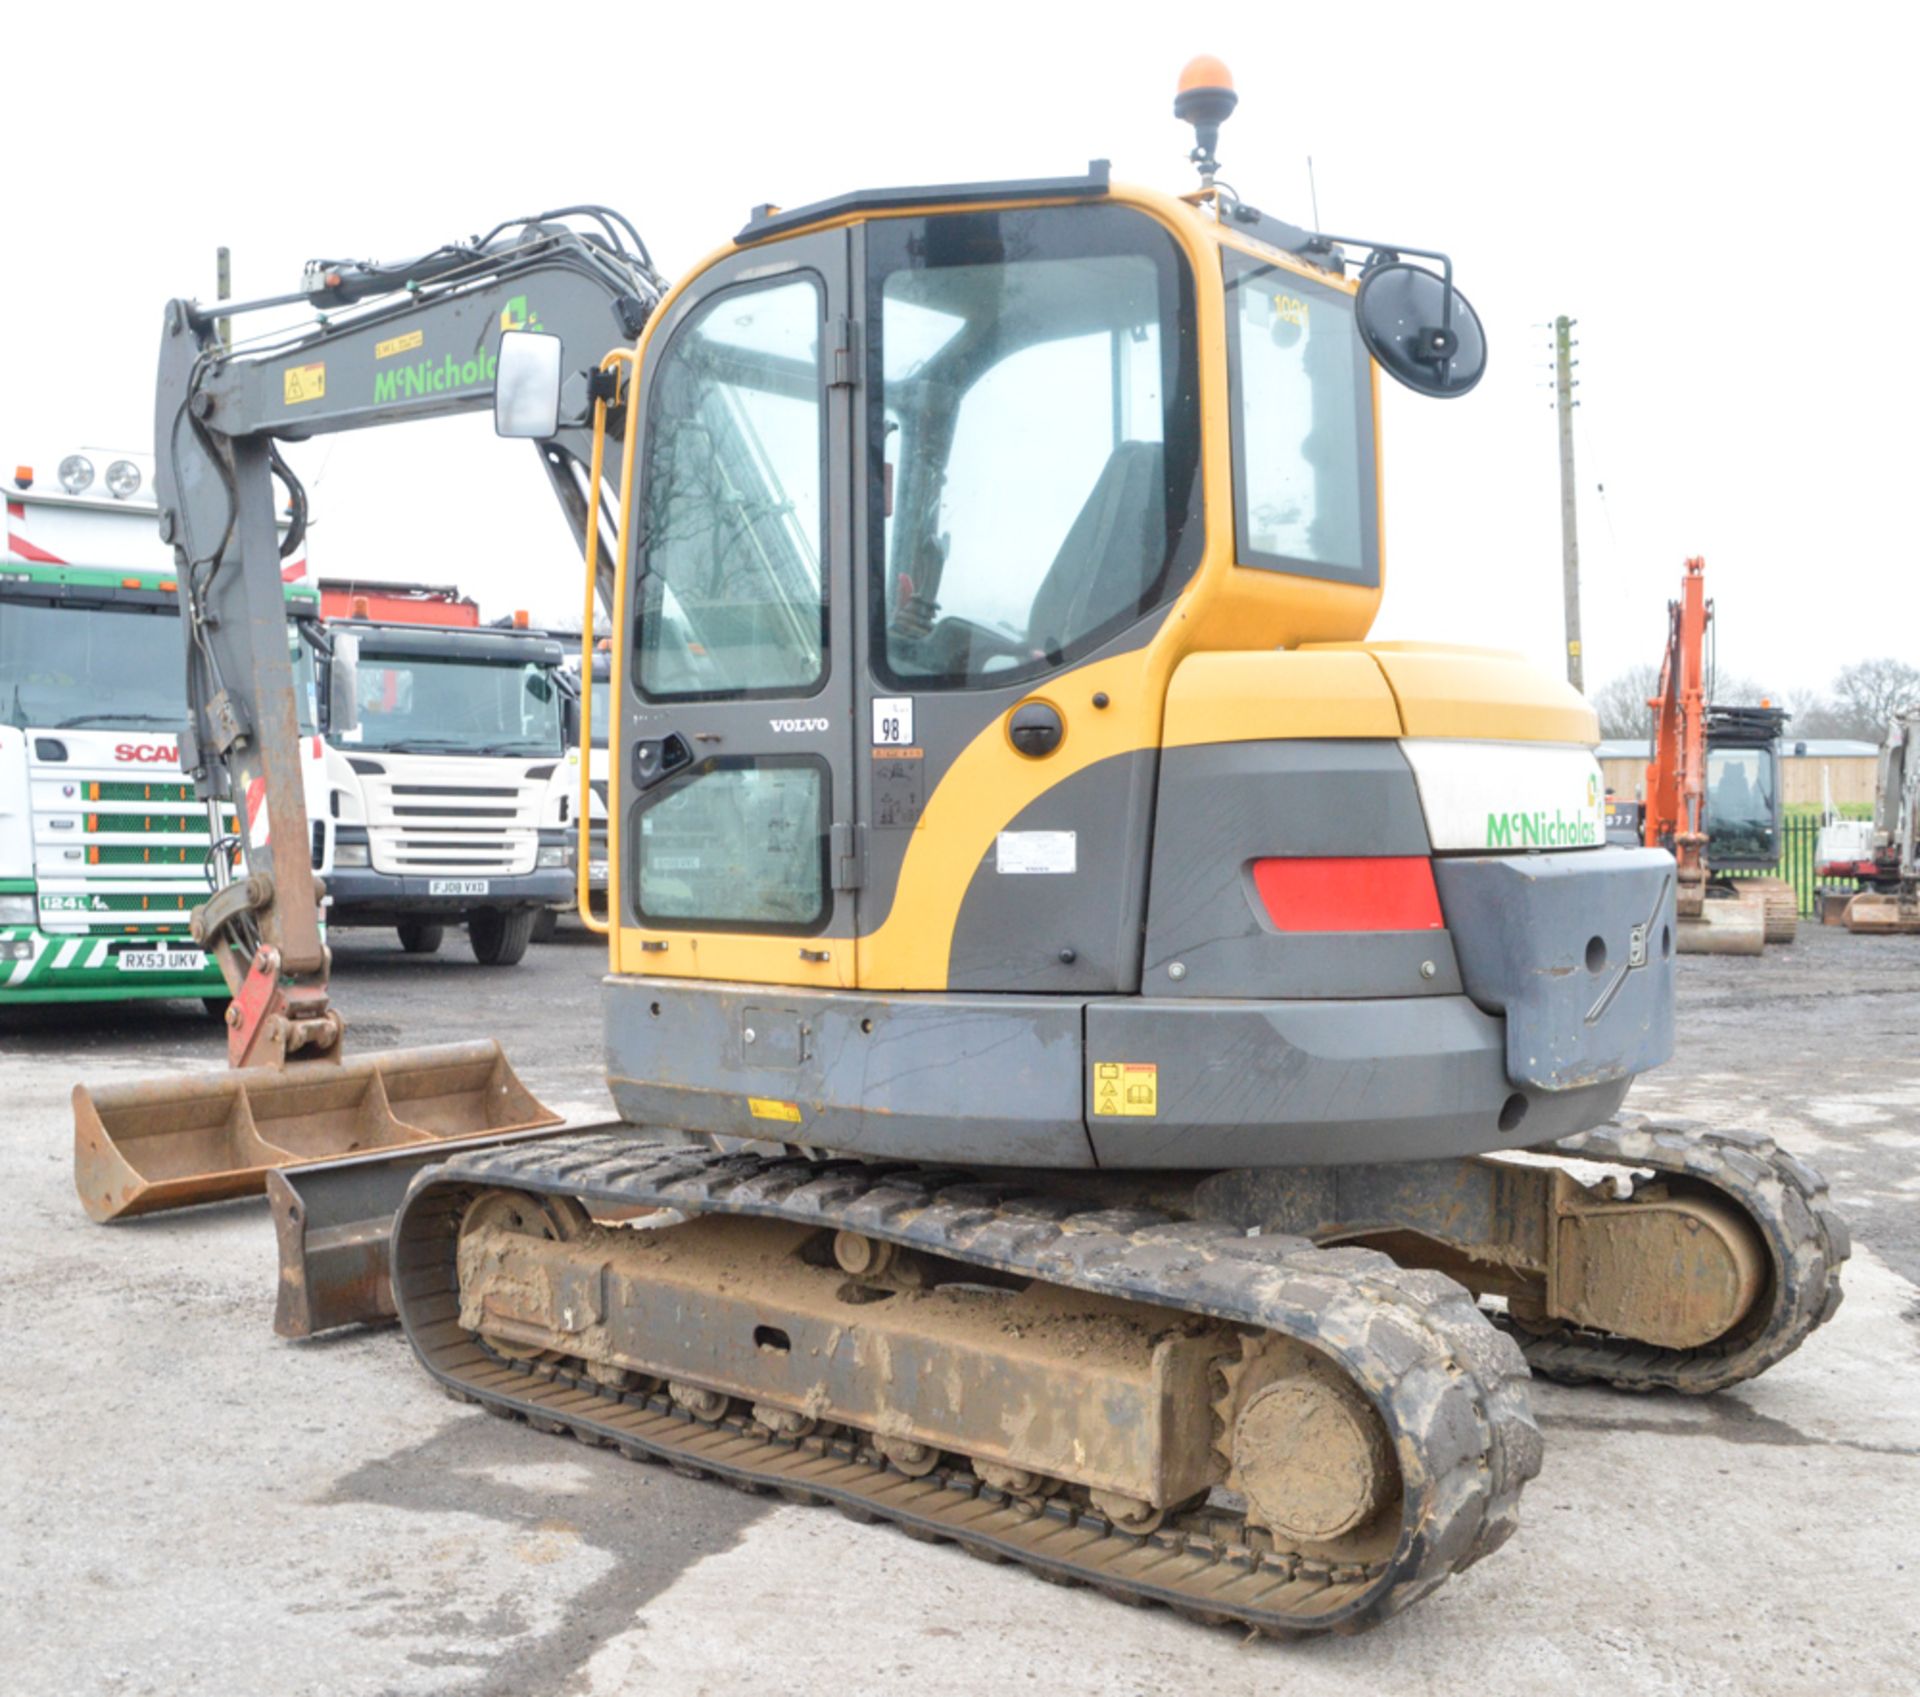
(616, 230), (858, 987)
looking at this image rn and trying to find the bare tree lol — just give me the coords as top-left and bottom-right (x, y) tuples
(1590, 662), (1661, 740)
(1828, 658), (1920, 739)
(1590, 662), (1786, 740)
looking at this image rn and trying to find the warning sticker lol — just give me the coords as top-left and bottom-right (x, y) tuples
(1092, 1062), (1158, 1118)
(283, 362), (326, 405)
(748, 1096), (803, 1124)
(375, 329), (425, 359)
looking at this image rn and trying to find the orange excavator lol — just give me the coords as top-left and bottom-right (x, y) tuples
(1642, 557), (1797, 953)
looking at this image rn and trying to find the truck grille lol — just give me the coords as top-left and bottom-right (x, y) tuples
(356, 763), (549, 877)
(29, 760), (218, 935)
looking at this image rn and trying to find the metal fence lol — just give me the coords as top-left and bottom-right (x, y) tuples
(1726, 816), (1823, 915)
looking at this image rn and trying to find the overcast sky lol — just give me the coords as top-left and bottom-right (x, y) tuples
(6, 4), (1909, 703)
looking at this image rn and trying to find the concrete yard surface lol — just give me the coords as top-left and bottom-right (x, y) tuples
(2, 922), (1917, 1696)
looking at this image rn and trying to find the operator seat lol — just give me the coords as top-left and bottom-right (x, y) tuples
(1026, 441), (1165, 656)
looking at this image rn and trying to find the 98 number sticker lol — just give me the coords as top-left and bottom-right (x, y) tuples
(872, 697), (914, 747)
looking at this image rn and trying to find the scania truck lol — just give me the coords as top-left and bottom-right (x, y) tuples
(310, 616), (576, 965)
(3, 452), (326, 1009)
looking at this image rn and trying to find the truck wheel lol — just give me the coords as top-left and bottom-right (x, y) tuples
(531, 908), (559, 943)
(468, 908), (535, 966)
(398, 922), (445, 955)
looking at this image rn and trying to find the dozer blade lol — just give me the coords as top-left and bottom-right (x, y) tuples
(1843, 891), (1920, 934)
(73, 1039), (563, 1223)
(265, 1121), (597, 1336)
(1676, 895), (1765, 955)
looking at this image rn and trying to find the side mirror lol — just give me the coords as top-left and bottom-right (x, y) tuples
(494, 329), (563, 439)
(329, 631), (361, 737)
(562, 693), (582, 747)
(1356, 262), (1487, 398)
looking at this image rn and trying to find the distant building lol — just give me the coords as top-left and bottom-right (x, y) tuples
(1598, 738), (1881, 810)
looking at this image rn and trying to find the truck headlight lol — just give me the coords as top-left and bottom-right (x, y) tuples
(333, 841), (371, 868)
(58, 454), (95, 494)
(537, 843), (572, 869)
(0, 893), (37, 925)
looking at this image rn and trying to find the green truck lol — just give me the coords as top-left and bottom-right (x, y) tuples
(3, 456), (327, 1006)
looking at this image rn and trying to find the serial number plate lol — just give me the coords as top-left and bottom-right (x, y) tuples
(117, 948), (206, 973)
(429, 879), (491, 896)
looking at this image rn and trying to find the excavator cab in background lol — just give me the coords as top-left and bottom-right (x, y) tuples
(1821, 710), (1920, 932)
(1642, 559), (1798, 952)
(70, 62), (1848, 1638)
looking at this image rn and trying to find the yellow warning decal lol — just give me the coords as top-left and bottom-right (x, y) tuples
(748, 1097), (803, 1124)
(1092, 1062), (1158, 1117)
(283, 363), (326, 405)
(375, 329), (424, 359)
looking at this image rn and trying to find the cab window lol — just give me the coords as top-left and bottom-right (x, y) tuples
(870, 205), (1201, 690)
(1222, 251), (1377, 586)
(635, 275), (827, 701)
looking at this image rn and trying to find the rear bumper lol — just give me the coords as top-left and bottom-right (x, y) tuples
(603, 975), (1633, 1171)
(325, 867), (573, 924)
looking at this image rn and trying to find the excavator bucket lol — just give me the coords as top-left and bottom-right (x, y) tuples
(1842, 891), (1920, 934)
(74, 1040), (562, 1223)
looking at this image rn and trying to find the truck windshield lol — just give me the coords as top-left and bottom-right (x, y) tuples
(0, 599), (185, 730)
(1222, 250), (1377, 586)
(0, 597), (315, 736)
(347, 654), (564, 756)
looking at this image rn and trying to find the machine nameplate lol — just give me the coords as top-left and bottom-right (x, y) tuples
(996, 831), (1075, 875)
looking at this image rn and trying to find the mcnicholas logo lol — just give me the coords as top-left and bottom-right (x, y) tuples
(1486, 808), (1600, 848)
(371, 297), (543, 404)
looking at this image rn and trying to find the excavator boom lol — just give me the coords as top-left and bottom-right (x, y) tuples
(75, 213), (661, 1219)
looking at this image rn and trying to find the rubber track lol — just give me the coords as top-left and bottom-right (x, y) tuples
(391, 1134), (1542, 1636)
(1509, 1117), (1851, 1394)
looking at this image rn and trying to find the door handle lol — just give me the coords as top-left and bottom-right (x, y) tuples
(632, 732), (694, 791)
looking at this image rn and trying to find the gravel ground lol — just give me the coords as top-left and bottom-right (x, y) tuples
(1, 917), (1916, 1696)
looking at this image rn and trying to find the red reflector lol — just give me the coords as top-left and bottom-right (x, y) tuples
(1252, 857), (1444, 933)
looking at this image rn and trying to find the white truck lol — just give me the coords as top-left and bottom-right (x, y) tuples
(2, 451), (328, 1010)
(310, 616), (577, 964)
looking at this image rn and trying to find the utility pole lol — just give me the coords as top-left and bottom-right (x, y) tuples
(1553, 314), (1583, 691)
(216, 246), (232, 351)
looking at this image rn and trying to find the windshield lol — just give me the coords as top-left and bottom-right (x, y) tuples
(872, 204), (1201, 690)
(1, 597), (317, 736)
(1706, 746), (1777, 861)
(1222, 250), (1376, 586)
(345, 652), (564, 756)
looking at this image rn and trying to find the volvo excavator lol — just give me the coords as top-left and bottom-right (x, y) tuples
(72, 63), (1847, 1636)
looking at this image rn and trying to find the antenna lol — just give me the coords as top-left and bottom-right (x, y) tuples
(1306, 156), (1321, 228)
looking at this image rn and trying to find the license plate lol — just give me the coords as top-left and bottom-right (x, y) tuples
(588, 862), (607, 880)
(117, 948), (206, 973)
(429, 879), (490, 897)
